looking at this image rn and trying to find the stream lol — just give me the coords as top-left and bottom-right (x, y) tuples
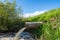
(0, 32), (35, 40)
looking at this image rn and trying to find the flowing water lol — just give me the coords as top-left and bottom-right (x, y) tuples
(0, 27), (35, 40)
(14, 27), (26, 40)
(14, 27), (35, 40)
(0, 22), (42, 40)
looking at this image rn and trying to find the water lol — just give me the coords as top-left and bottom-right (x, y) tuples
(0, 27), (35, 40)
(19, 32), (35, 40)
(14, 27), (26, 40)
(0, 22), (42, 40)
(0, 32), (35, 40)
(14, 27), (35, 40)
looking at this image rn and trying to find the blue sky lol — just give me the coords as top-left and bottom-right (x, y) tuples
(16, 0), (60, 13)
(1, 0), (60, 17)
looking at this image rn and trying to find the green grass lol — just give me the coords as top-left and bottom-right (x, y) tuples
(25, 8), (60, 40)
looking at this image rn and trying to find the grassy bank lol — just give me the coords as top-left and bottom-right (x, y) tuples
(24, 8), (60, 40)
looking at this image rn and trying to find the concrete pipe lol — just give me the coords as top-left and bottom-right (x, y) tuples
(25, 22), (43, 29)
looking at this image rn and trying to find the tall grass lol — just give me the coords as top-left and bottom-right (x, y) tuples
(26, 8), (60, 40)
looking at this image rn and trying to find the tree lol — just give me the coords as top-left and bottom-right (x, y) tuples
(0, 0), (23, 32)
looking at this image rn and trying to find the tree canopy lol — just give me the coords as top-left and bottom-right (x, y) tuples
(0, 0), (23, 32)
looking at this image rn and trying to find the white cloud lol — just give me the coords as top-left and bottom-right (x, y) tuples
(23, 10), (47, 18)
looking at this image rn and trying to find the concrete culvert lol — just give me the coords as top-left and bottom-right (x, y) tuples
(25, 22), (43, 29)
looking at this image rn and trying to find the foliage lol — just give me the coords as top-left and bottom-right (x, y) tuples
(0, 0), (23, 32)
(0, 0), (60, 40)
(25, 8), (60, 40)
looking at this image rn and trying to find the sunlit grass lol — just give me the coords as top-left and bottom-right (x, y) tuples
(25, 8), (60, 40)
